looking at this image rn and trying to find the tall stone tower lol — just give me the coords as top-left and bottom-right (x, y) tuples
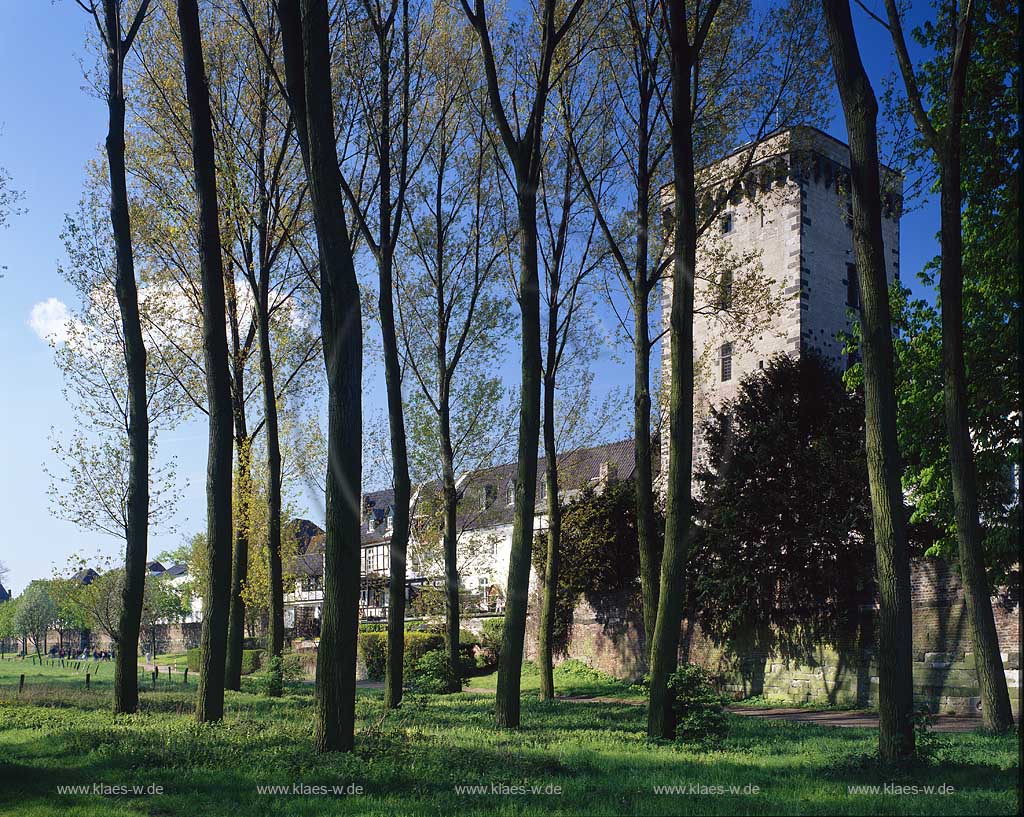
(661, 126), (902, 472)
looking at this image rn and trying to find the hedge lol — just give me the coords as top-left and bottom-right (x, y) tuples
(186, 647), (263, 676)
(358, 631), (444, 681)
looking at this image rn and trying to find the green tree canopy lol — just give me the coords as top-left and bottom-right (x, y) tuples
(689, 354), (875, 657)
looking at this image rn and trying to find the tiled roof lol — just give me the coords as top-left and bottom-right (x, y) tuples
(291, 518), (326, 554)
(292, 553), (324, 577)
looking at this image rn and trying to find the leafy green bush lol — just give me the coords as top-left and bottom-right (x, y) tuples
(407, 649), (461, 694)
(478, 616), (503, 667)
(240, 649), (263, 676)
(252, 654), (304, 695)
(667, 663), (729, 743)
(186, 648), (261, 676)
(358, 631), (444, 682)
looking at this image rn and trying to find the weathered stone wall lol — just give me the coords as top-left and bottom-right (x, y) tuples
(528, 558), (1020, 717)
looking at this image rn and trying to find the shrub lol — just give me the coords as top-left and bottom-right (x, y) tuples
(186, 648), (262, 676)
(667, 663), (729, 743)
(407, 649), (461, 694)
(358, 631), (445, 682)
(240, 649), (263, 676)
(478, 616), (503, 667)
(252, 654), (304, 695)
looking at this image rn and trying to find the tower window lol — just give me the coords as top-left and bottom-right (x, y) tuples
(720, 213), (733, 234)
(846, 263), (860, 309)
(719, 268), (733, 310)
(720, 342), (733, 382)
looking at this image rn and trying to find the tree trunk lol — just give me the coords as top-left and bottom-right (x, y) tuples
(646, 1), (699, 740)
(225, 274), (250, 692)
(822, 0), (915, 761)
(633, 290), (659, 656)
(495, 189), (543, 729)
(99, 0), (150, 718)
(177, 0), (235, 725)
(632, 69), (659, 658)
(938, 160), (1014, 732)
(537, 372), (560, 701)
(259, 299), (285, 697)
(279, 0), (363, 752)
(440, 421), (461, 692)
(376, 14), (413, 711)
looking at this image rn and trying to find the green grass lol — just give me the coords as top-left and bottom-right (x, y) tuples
(139, 653), (190, 671)
(465, 659), (645, 701)
(0, 655), (1018, 816)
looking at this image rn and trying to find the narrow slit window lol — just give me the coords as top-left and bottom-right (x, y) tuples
(719, 268), (733, 310)
(720, 213), (733, 234)
(846, 263), (859, 309)
(720, 342), (733, 382)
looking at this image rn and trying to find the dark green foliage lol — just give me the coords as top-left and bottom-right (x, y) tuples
(251, 654), (303, 695)
(690, 354), (875, 656)
(407, 649), (462, 695)
(478, 617), (503, 668)
(239, 649), (263, 676)
(532, 480), (661, 655)
(849, 2), (1020, 584)
(358, 631), (444, 682)
(666, 664), (729, 744)
(191, 648), (261, 677)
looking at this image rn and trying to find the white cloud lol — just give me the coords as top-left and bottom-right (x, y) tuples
(28, 297), (71, 343)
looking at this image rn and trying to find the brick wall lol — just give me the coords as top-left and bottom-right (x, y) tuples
(528, 558), (1020, 717)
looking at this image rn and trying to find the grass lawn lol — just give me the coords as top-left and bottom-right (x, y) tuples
(138, 653), (190, 671)
(464, 659), (645, 700)
(0, 656), (1018, 816)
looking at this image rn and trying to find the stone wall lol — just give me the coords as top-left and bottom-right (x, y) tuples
(528, 558), (1020, 717)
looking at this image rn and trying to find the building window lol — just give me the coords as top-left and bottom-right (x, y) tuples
(482, 483), (496, 510)
(846, 263), (859, 309)
(506, 480), (516, 507)
(720, 342), (733, 382)
(718, 268), (733, 310)
(720, 213), (733, 234)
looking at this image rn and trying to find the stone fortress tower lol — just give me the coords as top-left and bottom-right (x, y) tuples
(661, 125), (902, 471)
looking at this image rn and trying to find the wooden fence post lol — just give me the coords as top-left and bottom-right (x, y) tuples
(86, 672), (90, 690)
(183, 667), (188, 685)
(19, 674), (25, 693)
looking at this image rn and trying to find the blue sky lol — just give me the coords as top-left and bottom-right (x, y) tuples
(0, 0), (941, 594)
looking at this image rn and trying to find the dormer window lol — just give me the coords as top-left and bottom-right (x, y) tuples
(505, 480), (516, 507)
(599, 460), (618, 483)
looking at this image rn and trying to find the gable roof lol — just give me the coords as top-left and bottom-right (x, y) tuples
(0, 583), (10, 603)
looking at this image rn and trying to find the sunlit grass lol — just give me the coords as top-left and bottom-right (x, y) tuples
(0, 654), (1017, 816)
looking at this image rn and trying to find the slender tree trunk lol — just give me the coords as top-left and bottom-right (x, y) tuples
(632, 74), (659, 657)
(225, 437), (250, 691)
(938, 159), (1014, 732)
(258, 299), (285, 695)
(633, 291), (659, 656)
(279, 0), (363, 752)
(99, 0), (150, 717)
(376, 14), (413, 711)
(646, 0), (701, 739)
(441, 434), (460, 690)
(177, 0), (234, 725)
(225, 272), (250, 692)
(822, 0), (915, 761)
(495, 188), (543, 729)
(537, 371), (560, 701)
